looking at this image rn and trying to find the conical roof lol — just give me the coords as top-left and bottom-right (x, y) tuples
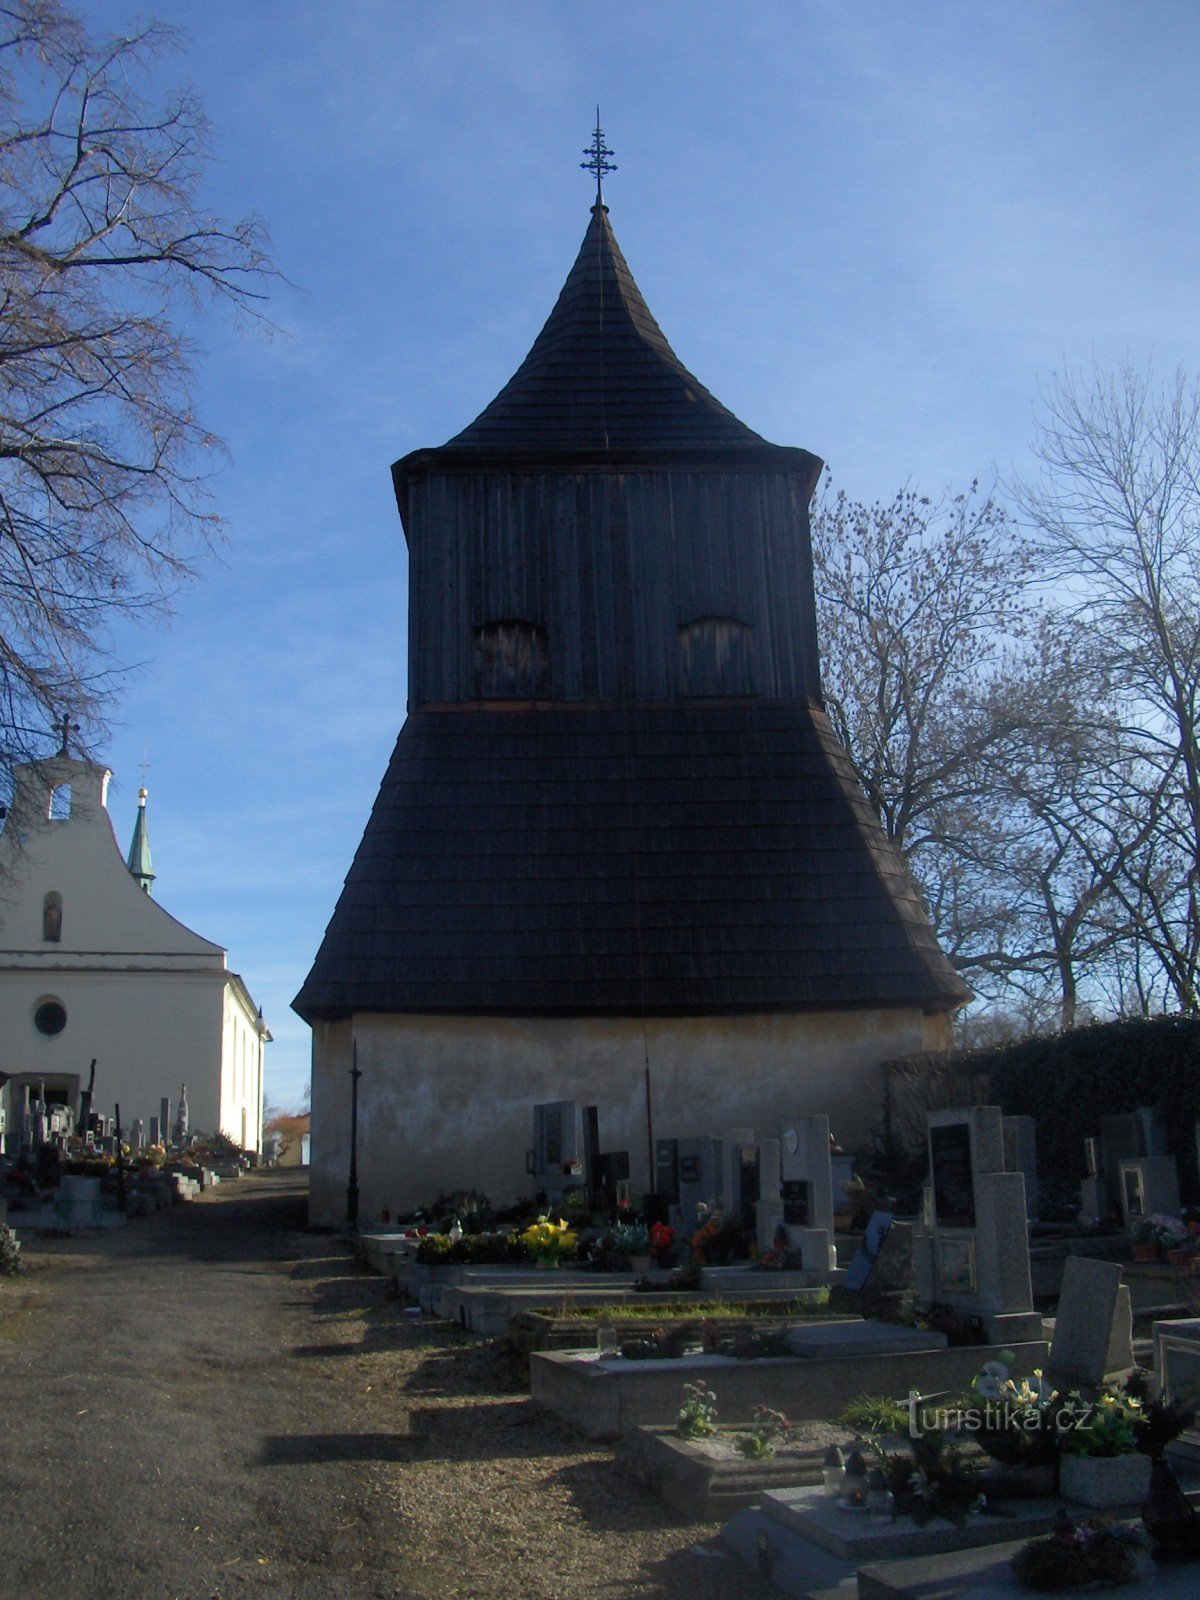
(126, 787), (155, 895)
(443, 204), (774, 455)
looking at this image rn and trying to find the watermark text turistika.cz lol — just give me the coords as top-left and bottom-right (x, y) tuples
(907, 1392), (1092, 1440)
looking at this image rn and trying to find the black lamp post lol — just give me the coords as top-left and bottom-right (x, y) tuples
(347, 1041), (362, 1227)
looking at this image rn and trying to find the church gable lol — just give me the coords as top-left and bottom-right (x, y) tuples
(0, 757), (223, 964)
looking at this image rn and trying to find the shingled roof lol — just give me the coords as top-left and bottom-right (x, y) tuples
(442, 203), (772, 456)
(293, 704), (968, 1021)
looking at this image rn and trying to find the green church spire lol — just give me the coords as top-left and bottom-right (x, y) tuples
(127, 786), (155, 894)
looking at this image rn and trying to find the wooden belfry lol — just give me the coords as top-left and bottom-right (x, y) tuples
(295, 134), (965, 1219)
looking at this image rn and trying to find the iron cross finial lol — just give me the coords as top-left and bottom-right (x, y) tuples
(55, 711), (78, 756)
(581, 107), (616, 205)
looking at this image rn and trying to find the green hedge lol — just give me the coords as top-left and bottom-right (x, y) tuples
(972, 1016), (1200, 1204)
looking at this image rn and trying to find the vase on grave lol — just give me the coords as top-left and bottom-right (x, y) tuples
(1060, 1450), (1152, 1509)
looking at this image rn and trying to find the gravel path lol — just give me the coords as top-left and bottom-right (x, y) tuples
(0, 1174), (774, 1600)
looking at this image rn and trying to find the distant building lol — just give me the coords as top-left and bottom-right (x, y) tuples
(296, 188), (967, 1223)
(0, 752), (270, 1151)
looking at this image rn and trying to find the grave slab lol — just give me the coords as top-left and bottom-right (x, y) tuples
(854, 1535), (1197, 1599)
(530, 1338), (1048, 1440)
(760, 1482), (1067, 1564)
(785, 1321), (946, 1358)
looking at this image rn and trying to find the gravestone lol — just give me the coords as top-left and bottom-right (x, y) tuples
(849, 1216), (916, 1320)
(149, 1116), (161, 1146)
(780, 1115), (836, 1270)
(654, 1139), (679, 1205)
(674, 1136), (723, 1229)
(594, 1150), (629, 1212)
(914, 1106), (1041, 1343)
(1046, 1256), (1125, 1392)
(160, 1097), (171, 1145)
(755, 1137), (784, 1256)
(1119, 1155), (1181, 1225)
(722, 1130), (758, 1225)
(582, 1105), (601, 1209)
(1101, 1107), (1166, 1215)
(1003, 1115), (1039, 1222)
(1079, 1135), (1108, 1223)
(131, 1118), (145, 1153)
(530, 1100), (584, 1205)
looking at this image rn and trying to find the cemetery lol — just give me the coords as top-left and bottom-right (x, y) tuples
(337, 1089), (1200, 1596)
(0, 1073), (253, 1240)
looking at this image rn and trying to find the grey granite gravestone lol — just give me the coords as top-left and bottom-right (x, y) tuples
(1079, 1135), (1108, 1222)
(1003, 1115), (1038, 1221)
(780, 1115), (836, 1270)
(722, 1129), (757, 1222)
(756, 1137), (784, 1255)
(914, 1106), (1041, 1343)
(1046, 1256), (1123, 1392)
(1119, 1154), (1180, 1225)
(531, 1100), (584, 1205)
(674, 1135), (723, 1229)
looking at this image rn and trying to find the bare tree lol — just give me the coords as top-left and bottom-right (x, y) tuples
(0, 2), (273, 783)
(1019, 364), (1200, 1012)
(813, 481), (1032, 857)
(813, 481), (1131, 1031)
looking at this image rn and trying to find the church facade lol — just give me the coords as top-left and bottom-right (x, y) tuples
(0, 752), (270, 1151)
(296, 195), (967, 1223)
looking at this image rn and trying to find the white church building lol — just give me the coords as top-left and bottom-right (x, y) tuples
(0, 751), (270, 1152)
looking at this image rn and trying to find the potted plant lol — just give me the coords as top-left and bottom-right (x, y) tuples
(608, 1220), (651, 1272)
(959, 1356), (1062, 1492)
(520, 1215), (578, 1269)
(1058, 1386), (1151, 1508)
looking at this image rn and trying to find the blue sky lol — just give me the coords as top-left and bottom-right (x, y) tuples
(75, 0), (1200, 1111)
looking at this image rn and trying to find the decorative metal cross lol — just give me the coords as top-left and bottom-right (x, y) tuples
(54, 710), (78, 756)
(581, 108), (616, 204)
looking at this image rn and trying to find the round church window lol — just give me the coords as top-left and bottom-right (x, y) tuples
(33, 999), (67, 1036)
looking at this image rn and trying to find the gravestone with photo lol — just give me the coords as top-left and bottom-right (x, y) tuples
(914, 1105), (1041, 1342)
(1119, 1155), (1181, 1226)
(779, 1115), (836, 1270)
(1101, 1107), (1166, 1214)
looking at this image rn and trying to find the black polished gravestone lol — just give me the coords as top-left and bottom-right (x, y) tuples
(930, 1121), (976, 1227)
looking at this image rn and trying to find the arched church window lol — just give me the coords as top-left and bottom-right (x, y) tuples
(473, 619), (550, 699)
(42, 891), (62, 943)
(49, 783), (72, 820)
(679, 616), (755, 697)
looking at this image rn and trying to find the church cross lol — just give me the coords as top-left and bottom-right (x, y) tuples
(55, 711), (78, 756)
(581, 108), (616, 204)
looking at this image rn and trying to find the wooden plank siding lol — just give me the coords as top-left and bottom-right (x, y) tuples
(293, 703), (967, 1021)
(404, 469), (821, 709)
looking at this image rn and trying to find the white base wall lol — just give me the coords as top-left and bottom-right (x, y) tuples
(307, 1007), (951, 1225)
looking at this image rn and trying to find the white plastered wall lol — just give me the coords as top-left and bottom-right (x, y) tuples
(0, 756), (268, 1147)
(308, 1007), (953, 1225)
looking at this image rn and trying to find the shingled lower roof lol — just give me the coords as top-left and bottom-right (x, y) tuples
(293, 703), (968, 1022)
(442, 204), (773, 455)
